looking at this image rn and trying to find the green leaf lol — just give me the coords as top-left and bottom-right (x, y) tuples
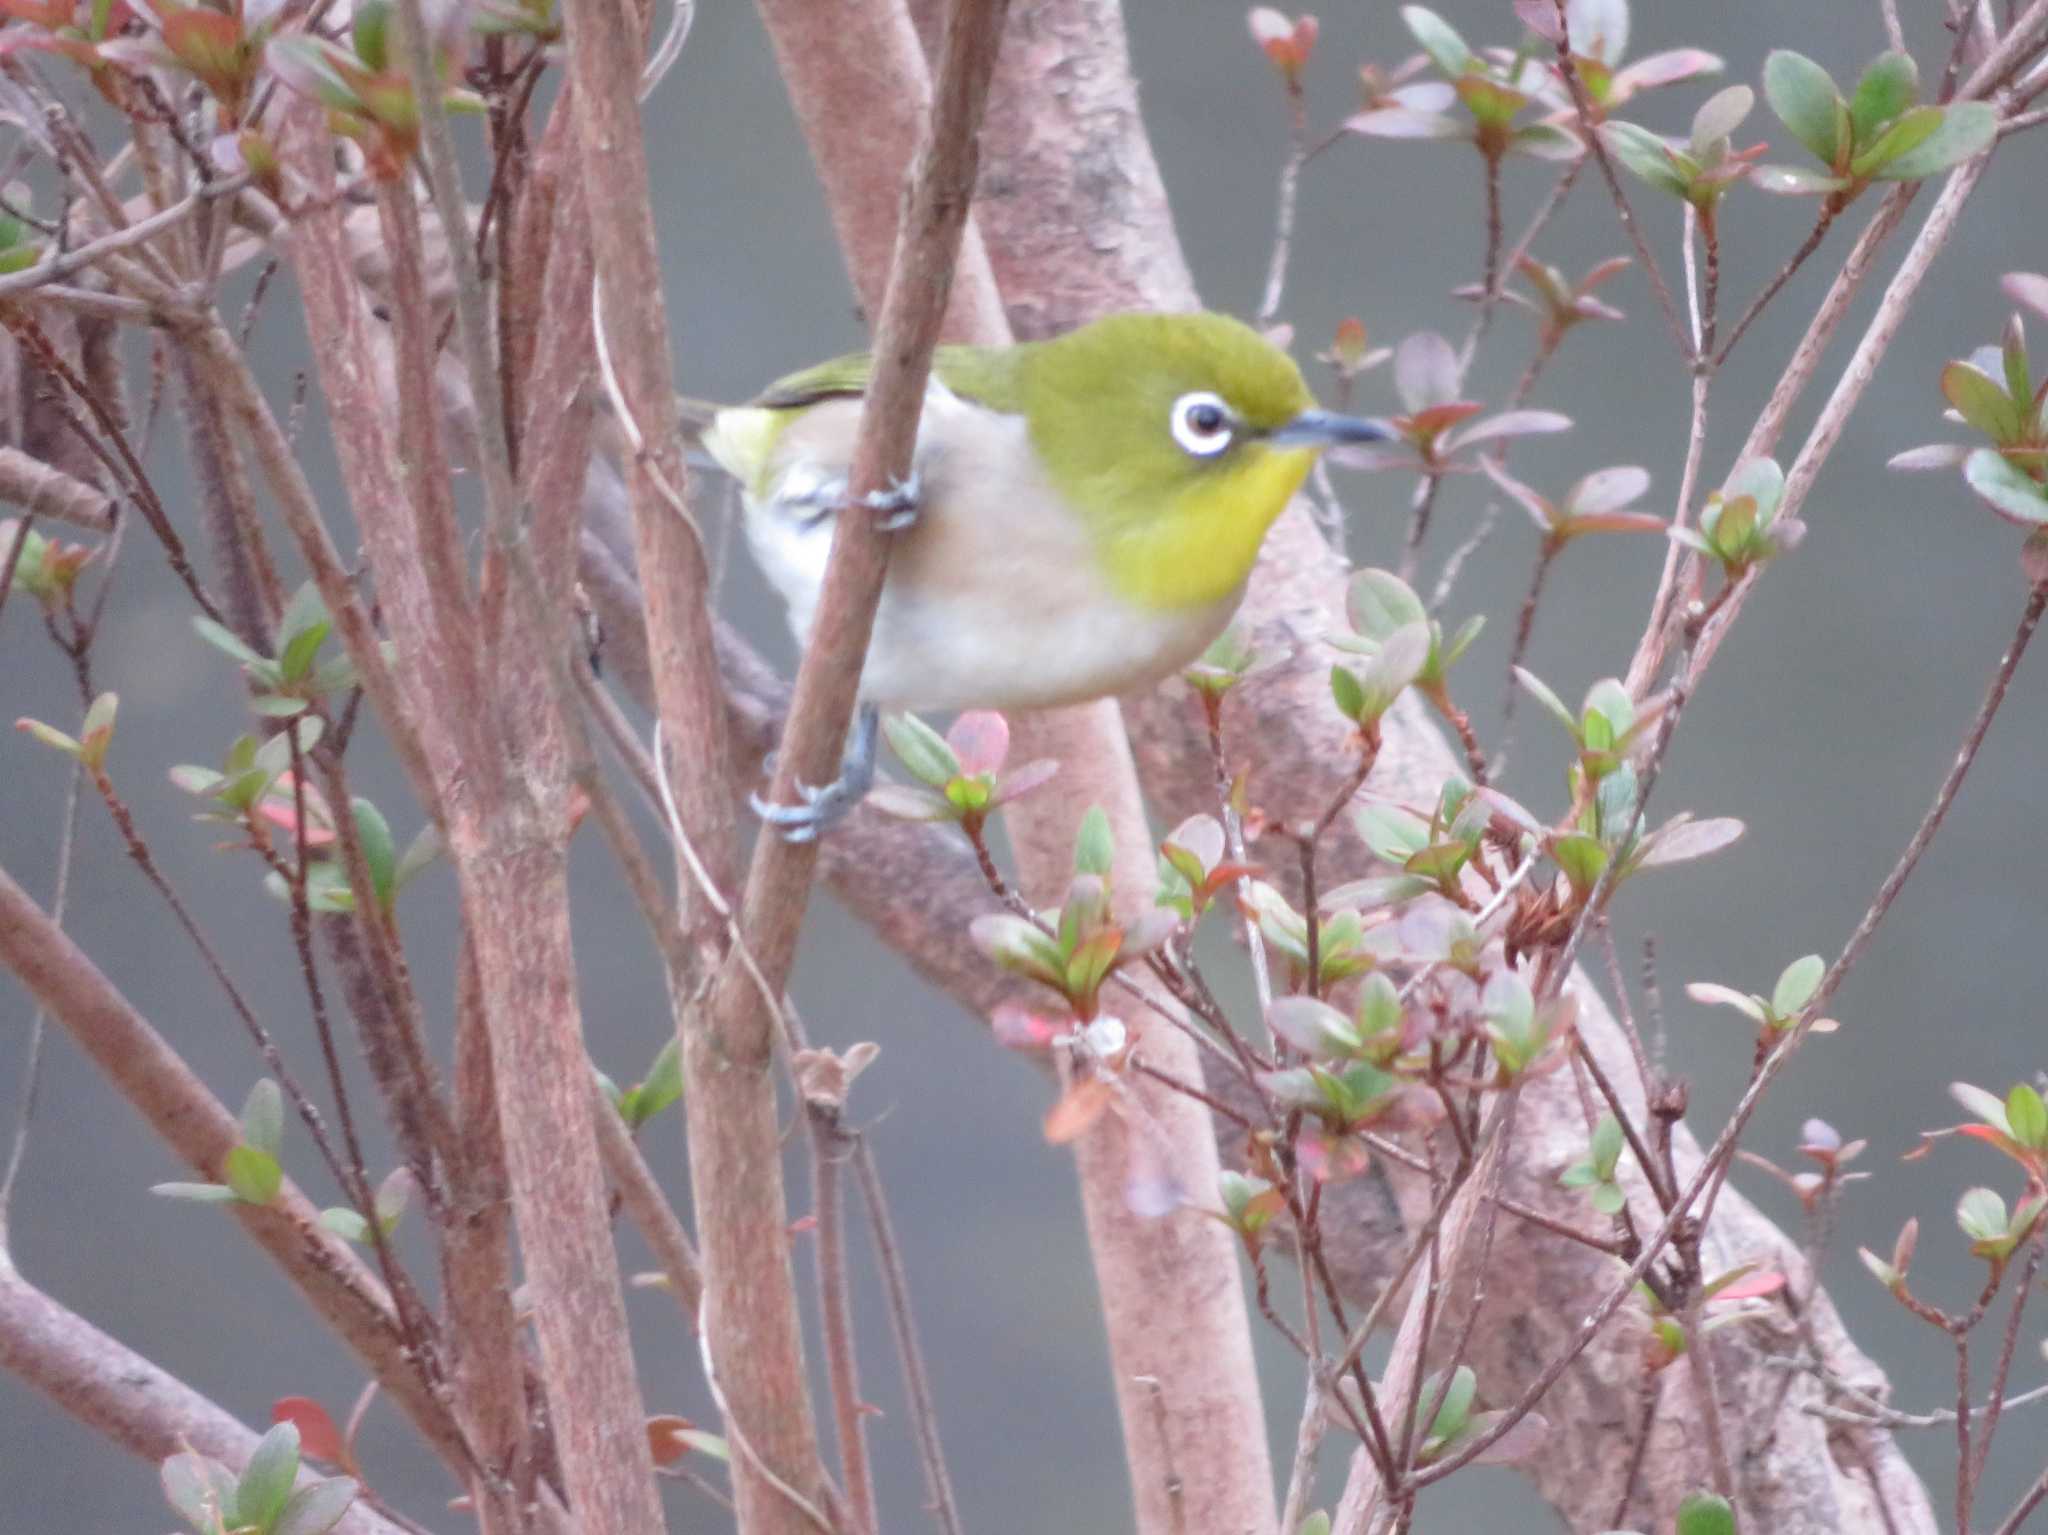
(1858, 1245), (1899, 1290)
(1750, 164), (1850, 196)
(319, 1206), (371, 1243)
(152, 1180), (240, 1204)
(351, 797), (396, 910)
(2006, 1083), (2047, 1149)
(1602, 121), (1691, 198)
(1964, 448), (2048, 524)
(236, 1421), (301, 1533)
(78, 691), (118, 768)
(1295, 1514), (1332, 1535)
(1347, 568), (1426, 639)
(275, 582), (332, 682)
(1943, 361), (2024, 442)
(1329, 664), (1365, 722)
(242, 1078), (284, 1160)
(1510, 122), (1582, 161)
(2004, 315), (2032, 406)
(1269, 997), (1361, 1059)
(374, 1166), (413, 1232)
(1957, 1186), (2008, 1242)
(1441, 613), (1485, 669)
(1514, 667), (1580, 738)
(970, 913), (1067, 990)
(1073, 805), (1114, 877)
(1676, 1490), (1738, 1535)
(1423, 1363), (1476, 1442)
(277, 623), (330, 687)
(253, 716), (324, 780)
(15, 718), (80, 757)
(392, 825), (441, 893)
(1851, 104), (1942, 177)
(1687, 982), (1767, 1024)
(193, 615), (268, 668)
(223, 1144), (283, 1206)
(1951, 1081), (2011, 1131)
(1551, 833), (1608, 896)
(1590, 1113), (1625, 1179)
(1771, 954), (1825, 1018)
(1356, 972), (1403, 1041)
(1763, 50), (1843, 165)
(162, 1451), (239, 1534)
(628, 1038), (684, 1128)
(1590, 1181), (1627, 1215)
(881, 712), (959, 787)
(1357, 804), (1429, 864)
(1358, 621), (1432, 720)
(1690, 83), (1754, 152)
(1583, 678), (1634, 743)
(1848, 51), (1919, 147)
(1875, 101), (1995, 180)
(1401, 4), (1471, 77)
(272, 1477), (359, 1535)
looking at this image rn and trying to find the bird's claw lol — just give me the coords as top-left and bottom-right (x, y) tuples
(862, 471), (922, 532)
(749, 778), (857, 844)
(749, 704), (880, 844)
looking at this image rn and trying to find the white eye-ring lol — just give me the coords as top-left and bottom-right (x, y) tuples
(1170, 391), (1235, 457)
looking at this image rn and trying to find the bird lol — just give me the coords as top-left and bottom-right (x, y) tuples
(700, 309), (1387, 840)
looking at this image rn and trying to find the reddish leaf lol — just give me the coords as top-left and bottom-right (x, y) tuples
(2004, 272), (2048, 323)
(1044, 1077), (1114, 1144)
(945, 710), (1008, 777)
(1711, 1269), (1786, 1302)
(990, 1002), (1061, 1053)
(273, 1396), (348, 1465)
(1401, 400), (1485, 442)
(1567, 511), (1665, 536)
(1296, 1122), (1373, 1183)
(0, 0), (74, 25)
(1248, 7), (1317, 77)
(646, 1414), (695, 1467)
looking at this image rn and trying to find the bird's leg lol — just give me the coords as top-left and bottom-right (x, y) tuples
(860, 470), (922, 532)
(750, 703), (880, 843)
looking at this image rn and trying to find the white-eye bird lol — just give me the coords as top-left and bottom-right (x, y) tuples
(702, 310), (1387, 839)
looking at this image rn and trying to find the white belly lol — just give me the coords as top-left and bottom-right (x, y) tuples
(739, 387), (1242, 712)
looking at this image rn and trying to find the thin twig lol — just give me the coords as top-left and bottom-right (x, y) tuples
(852, 1141), (965, 1535)
(805, 1105), (875, 1535)
(0, 751), (80, 1246)
(1715, 200), (1841, 368)
(1549, 4), (1692, 360)
(1257, 76), (1308, 330)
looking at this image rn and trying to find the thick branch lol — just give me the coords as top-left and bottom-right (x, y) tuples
(0, 863), (469, 1475)
(0, 1267), (411, 1535)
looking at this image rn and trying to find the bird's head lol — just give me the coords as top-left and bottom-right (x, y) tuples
(1021, 311), (1385, 610)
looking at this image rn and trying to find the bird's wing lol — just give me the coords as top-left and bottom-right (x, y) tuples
(753, 343), (1030, 414)
(710, 344), (1029, 498)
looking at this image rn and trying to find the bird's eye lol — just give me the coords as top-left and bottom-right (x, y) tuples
(1170, 391), (1235, 458)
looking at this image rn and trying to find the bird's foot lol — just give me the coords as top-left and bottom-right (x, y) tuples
(751, 705), (879, 843)
(862, 471), (922, 532)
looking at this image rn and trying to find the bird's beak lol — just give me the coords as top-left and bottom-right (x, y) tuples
(1266, 409), (1391, 448)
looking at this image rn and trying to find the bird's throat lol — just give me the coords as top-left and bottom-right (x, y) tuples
(1103, 446), (1318, 611)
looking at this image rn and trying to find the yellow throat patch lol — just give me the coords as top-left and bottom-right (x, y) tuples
(1098, 443), (1318, 611)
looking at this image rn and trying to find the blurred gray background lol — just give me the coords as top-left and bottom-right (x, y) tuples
(4, 1), (2046, 1529)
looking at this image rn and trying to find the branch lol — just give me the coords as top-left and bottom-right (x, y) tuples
(0, 862), (470, 1476)
(0, 1268), (413, 1535)
(559, 0), (828, 1526)
(0, 444), (112, 529)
